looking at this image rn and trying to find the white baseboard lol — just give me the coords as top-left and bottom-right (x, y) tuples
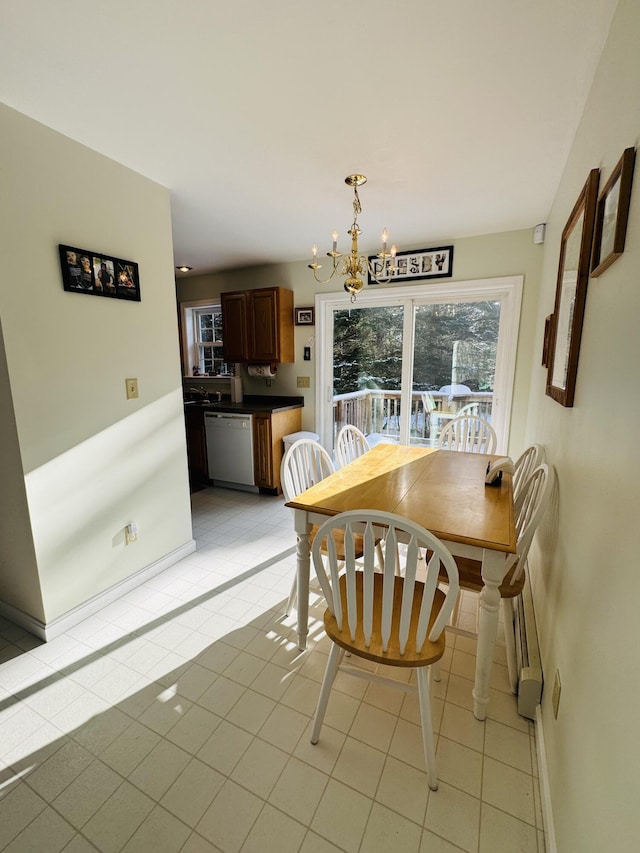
(535, 704), (557, 853)
(0, 539), (196, 642)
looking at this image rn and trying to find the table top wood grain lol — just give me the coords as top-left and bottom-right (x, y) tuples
(285, 444), (516, 554)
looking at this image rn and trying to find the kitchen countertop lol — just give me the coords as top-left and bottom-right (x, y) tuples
(184, 394), (304, 414)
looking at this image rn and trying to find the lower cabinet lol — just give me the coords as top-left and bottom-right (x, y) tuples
(185, 404), (303, 494)
(185, 406), (209, 489)
(253, 409), (302, 493)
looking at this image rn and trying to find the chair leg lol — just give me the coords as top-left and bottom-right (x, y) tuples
(287, 553), (333, 616)
(449, 590), (462, 628)
(502, 597), (519, 694)
(311, 643), (342, 744)
(416, 667), (438, 791)
(285, 571), (297, 616)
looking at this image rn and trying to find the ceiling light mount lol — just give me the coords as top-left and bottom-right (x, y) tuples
(308, 174), (397, 301)
(176, 266), (193, 273)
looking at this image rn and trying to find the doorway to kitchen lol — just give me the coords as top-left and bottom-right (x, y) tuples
(315, 276), (523, 455)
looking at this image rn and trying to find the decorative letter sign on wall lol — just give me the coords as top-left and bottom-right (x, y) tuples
(368, 245), (454, 286)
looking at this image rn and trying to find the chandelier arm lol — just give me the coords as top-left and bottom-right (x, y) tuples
(365, 255), (394, 284)
(308, 253), (341, 284)
(310, 267), (338, 285)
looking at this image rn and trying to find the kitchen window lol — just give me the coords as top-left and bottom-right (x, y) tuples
(180, 299), (234, 377)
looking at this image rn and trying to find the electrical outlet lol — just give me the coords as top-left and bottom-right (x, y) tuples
(552, 669), (561, 719)
(297, 376), (311, 388)
(125, 378), (139, 399)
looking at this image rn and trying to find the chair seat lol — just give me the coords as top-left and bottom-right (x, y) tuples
(324, 572), (447, 667)
(438, 555), (524, 599)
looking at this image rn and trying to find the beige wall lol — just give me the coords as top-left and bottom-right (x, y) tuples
(525, 1), (640, 849)
(177, 229), (543, 451)
(0, 105), (193, 625)
(0, 321), (43, 619)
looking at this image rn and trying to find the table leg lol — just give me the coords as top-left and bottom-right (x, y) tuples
(294, 509), (311, 651)
(473, 549), (507, 720)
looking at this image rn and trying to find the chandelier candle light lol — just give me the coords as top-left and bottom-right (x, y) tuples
(308, 174), (397, 301)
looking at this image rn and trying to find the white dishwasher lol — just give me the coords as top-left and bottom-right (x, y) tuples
(204, 411), (257, 491)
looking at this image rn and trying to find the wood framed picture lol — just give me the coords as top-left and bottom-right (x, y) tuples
(541, 314), (553, 368)
(59, 244), (141, 302)
(590, 146), (636, 277)
(295, 307), (315, 325)
(546, 169), (599, 407)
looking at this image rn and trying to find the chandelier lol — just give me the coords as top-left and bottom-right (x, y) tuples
(308, 174), (397, 301)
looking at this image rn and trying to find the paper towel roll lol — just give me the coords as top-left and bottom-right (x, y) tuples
(247, 364), (277, 378)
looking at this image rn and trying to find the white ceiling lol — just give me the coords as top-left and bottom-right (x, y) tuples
(1, 1), (618, 276)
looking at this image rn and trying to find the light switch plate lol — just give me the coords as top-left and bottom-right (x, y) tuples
(297, 376), (311, 388)
(126, 378), (139, 399)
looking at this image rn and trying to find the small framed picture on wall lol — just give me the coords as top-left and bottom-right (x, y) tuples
(295, 307), (315, 325)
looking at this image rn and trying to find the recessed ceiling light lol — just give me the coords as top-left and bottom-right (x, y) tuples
(176, 265), (193, 273)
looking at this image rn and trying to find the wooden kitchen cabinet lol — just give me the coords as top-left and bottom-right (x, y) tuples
(221, 286), (294, 364)
(253, 408), (302, 493)
(184, 406), (209, 490)
(219, 291), (248, 363)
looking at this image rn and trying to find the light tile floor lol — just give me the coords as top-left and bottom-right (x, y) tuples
(0, 486), (546, 852)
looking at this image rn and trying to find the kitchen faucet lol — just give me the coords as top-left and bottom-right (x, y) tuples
(188, 387), (222, 402)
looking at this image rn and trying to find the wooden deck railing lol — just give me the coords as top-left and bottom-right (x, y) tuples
(333, 390), (493, 444)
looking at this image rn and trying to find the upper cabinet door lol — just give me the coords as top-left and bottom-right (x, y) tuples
(249, 288), (294, 362)
(248, 289), (278, 361)
(221, 287), (294, 364)
(221, 291), (248, 362)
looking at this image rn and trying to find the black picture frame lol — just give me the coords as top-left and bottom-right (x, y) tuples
(546, 169), (599, 407)
(59, 244), (141, 302)
(367, 245), (454, 286)
(590, 147), (636, 277)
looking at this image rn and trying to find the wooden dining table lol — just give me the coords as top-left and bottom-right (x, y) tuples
(285, 443), (517, 721)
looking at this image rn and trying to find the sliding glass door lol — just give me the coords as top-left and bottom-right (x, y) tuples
(316, 277), (523, 455)
(333, 304), (405, 445)
(410, 300), (500, 447)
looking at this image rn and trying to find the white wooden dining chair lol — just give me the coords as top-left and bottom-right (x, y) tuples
(280, 438), (383, 615)
(512, 443), (545, 501)
(335, 424), (370, 468)
(437, 414), (497, 454)
(443, 463), (554, 693)
(281, 438), (334, 502)
(310, 509), (460, 790)
(455, 401), (481, 417)
(281, 439), (335, 615)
